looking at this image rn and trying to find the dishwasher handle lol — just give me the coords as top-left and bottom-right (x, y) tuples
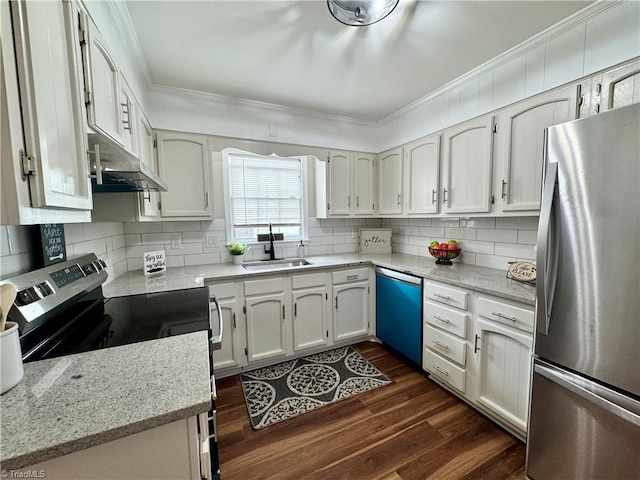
(375, 267), (422, 286)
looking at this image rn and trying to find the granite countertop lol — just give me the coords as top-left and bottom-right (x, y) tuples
(104, 253), (535, 305)
(0, 331), (211, 470)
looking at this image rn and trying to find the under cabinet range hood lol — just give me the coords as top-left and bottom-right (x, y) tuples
(88, 133), (168, 193)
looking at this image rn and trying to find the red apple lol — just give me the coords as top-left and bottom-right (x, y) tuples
(439, 243), (448, 249)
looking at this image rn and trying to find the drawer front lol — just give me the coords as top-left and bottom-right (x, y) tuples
(423, 349), (466, 393)
(292, 272), (326, 290)
(244, 277), (285, 296)
(477, 296), (534, 333)
(424, 300), (468, 339)
(332, 268), (370, 284)
(424, 281), (469, 310)
(424, 324), (466, 366)
(208, 282), (237, 299)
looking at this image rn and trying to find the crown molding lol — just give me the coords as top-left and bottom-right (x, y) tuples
(377, 0), (623, 126)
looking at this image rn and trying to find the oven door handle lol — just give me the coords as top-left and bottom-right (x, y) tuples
(209, 295), (223, 350)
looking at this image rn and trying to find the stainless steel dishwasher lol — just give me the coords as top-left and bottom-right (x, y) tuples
(375, 267), (423, 365)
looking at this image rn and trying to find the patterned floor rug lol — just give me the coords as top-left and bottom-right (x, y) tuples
(240, 346), (392, 430)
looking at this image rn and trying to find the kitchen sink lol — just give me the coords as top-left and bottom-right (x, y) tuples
(242, 258), (313, 271)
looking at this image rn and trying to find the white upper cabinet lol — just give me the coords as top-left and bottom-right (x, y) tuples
(597, 61), (640, 113)
(327, 151), (350, 215)
(137, 113), (160, 220)
(403, 134), (440, 215)
(353, 153), (375, 215)
(79, 13), (124, 146)
(315, 151), (375, 218)
(4, 0), (92, 215)
(119, 76), (139, 157)
(495, 87), (577, 212)
(156, 131), (213, 219)
(377, 147), (403, 215)
(441, 116), (494, 214)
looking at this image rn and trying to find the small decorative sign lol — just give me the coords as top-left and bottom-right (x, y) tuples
(39, 224), (67, 266)
(506, 261), (536, 286)
(359, 228), (392, 254)
(144, 250), (166, 276)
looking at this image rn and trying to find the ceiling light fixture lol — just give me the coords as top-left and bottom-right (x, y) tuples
(327, 0), (399, 27)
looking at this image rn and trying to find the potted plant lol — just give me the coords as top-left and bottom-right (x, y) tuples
(228, 242), (249, 265)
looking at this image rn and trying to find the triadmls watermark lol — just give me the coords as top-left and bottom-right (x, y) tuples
(1, 470), (46, 478)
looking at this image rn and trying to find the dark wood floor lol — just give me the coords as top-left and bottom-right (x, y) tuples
(216, 342), (526, 480)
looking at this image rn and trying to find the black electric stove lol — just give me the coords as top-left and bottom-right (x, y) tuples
(4, 253), (221, 479)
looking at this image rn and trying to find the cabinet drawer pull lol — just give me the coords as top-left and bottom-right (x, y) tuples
(432, 340), (449, 350)
(433, 315), (450, 324)
(492, 312), (518, 322)
(433, 365), (449, 377)
(346, 274), (359, 280)
(433, 293), (451, 301)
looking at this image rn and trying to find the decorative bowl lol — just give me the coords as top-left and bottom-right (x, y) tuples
(428, 246), (461, 265)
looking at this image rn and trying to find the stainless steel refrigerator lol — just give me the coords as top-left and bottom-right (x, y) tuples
(527, 103), (640, 479)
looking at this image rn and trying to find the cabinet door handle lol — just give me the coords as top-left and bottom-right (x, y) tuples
(474, 334), (481, 353)
(282, 305), (285, 319)
(355, 195), (359, 207)
(501, 180), (507, 199)
(397, 193), (402, 206)
(205, 192), (209, 208)
(294, 302), (297, 317)
(433, 365), (449, 377)
(232, 312), (236, 329)
(492, 311), (518, 323)
(442, 188), (448, 204)
(433, 315), (450, 324)
(431, 189), (437, 204)
(335, 296), (338, 309)
(347, 195), (351, 207)
(88, 144), (102, 185)
(433, 293), (451, 301)
(432, 340), (449, 351)
(121, 100), (132, 133)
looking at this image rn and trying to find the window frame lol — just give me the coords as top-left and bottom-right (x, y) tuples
(221, 148), (309, 246)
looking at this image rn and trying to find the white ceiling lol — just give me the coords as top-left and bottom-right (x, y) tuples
(125, 0), (592, 122)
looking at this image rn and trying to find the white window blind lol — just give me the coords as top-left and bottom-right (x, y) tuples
(225, 152), (306, 243)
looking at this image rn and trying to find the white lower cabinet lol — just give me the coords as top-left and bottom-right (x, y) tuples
(291, 273), (329, 351)
(210, 268), (374, 377)
(22, 417), (201, 479)
(474, 317), (532, 433)
(423, 281), (472, 395)
(423, 281), (534, 438)
(472, 294), (534, 435)
(244, 277), (289, 364)
(209, 283), (244, 371)
(332, 268), (371, 342)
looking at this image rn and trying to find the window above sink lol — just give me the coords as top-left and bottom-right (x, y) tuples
(221, 148), (309, 245)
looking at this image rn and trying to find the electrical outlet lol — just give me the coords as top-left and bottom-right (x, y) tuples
(205, 233), (219, 248)
(171, 235), (182, 249)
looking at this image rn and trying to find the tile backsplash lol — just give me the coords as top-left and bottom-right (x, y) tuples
(1, 215), (538, 280)
(381, 216), (538, 270)
(0, 223), (127, 281)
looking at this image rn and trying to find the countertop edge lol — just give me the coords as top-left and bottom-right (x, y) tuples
(2, 400), (211, 471)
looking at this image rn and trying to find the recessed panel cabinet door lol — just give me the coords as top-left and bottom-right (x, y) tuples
(599, 62), (640, 112)
(442, 116), (494, 214)
(497, 88), (576, 212)
(292, 287), (328, 351)
(474, 317), (532, 432)
(11, 0), (92, 210)
(328, 151), (350, 215)
(245, 293), (287, 363)
(333, 282), (369, 341)
(80, 13), (124, 146)
(404, 135), (440, 215)
(156, 132), (213, 218)
(211, 297), (243, 370)
(377, 148), (403, 215)
(354, 153), (375, 215)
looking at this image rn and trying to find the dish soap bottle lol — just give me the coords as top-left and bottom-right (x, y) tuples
(297, 239), (305, 258)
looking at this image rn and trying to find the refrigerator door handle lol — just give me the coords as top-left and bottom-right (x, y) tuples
(536, 158), (558, 336)
(535, 362), (640, 426)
